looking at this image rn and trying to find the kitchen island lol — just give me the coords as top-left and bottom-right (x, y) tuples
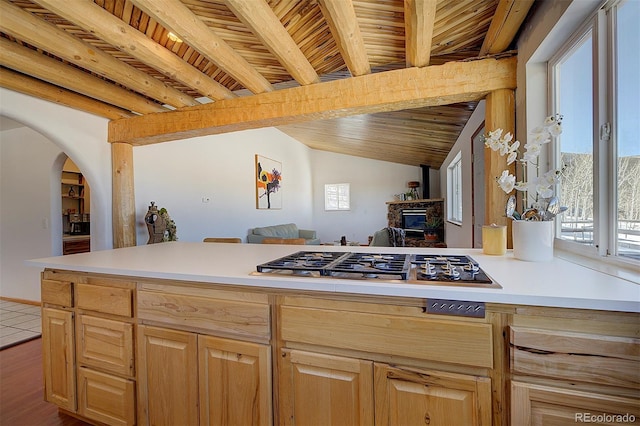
(27, 242), (639, 426)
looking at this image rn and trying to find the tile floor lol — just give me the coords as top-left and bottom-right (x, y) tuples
(0, 300), (41, 350)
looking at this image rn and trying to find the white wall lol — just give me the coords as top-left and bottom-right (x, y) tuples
(439, 101), (486, 248)
(0, 126), (62, 301)
(310, 150), (424, 244)
(0, 89), (113, 251)
(1, 90), (417, 302)
(1, 89), (112, 302)
(133, 128), (315, 243)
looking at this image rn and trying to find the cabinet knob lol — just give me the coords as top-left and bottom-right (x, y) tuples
(424, 412), (431, 424)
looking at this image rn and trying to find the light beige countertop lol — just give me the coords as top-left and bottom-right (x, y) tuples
(26, 242), (639, 313)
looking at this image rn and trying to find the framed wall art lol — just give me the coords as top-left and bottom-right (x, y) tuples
(255, 155), (282, 209)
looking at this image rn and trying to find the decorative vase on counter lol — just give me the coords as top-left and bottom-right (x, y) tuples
(512, 220), (554, 262)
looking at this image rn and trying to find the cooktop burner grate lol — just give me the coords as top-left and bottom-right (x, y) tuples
(411, 254), (493, 284)
(326, 252), (411, 279)
(256, 251), (348, 275)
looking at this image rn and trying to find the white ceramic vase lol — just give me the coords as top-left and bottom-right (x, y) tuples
(512, 220), (554, 262)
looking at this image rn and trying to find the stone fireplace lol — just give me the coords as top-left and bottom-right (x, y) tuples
(387, 199), (445, 247)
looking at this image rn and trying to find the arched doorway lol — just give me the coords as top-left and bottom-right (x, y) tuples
(61, 157), (91, 254)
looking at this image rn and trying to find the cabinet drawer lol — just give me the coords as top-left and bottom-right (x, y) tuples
(76, 283), (133, 317)
(510, 327), (640, 389)
(41, 279), (73, 307)
(77, 367), (136, 426)
(138, 290), (270, 341)
(77, 315), (134, 377)
(63, 239), (90, 255)
(280, 305), (493, 368)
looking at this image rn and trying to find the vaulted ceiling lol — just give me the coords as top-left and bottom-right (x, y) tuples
(0, 0), (533, 167)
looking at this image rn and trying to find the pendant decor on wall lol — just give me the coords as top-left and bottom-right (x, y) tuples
(255, 155), (282, 209)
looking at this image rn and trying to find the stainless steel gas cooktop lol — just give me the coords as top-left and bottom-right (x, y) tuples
(255, 251), (501, 288)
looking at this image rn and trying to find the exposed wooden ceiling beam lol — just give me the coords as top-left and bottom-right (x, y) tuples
(0, 68), (134, 120)
(224, 0), (320, 86)
(32, 0), (235, 102)
(130, 0), (273, 94)
(0, 0), (197, 109)
(480, 0), (535, 56)
(317, 0), (370, 76)
(0, 38), (165, 115)
(405, 0), (438, 67)
(108, 57), (516, 146)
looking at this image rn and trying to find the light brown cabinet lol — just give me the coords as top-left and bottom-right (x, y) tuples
(39, 271), (640, 426)
(42, 307), (76, 411)
(509, 307), (640, 425)
(41, 272), (136, 426)
(136, 283), (272, 426)
(199, 335), (271, 426)
(279, 349), (374, 426)
(137, 325), (272, 426)
(278, 296), (494, 425)
(137, 325), (199, 426)
(512, 381), (639, 425)
(77, 366), (136, 426)
(374, 363), (492, 426)
(77, 314), (134, 377)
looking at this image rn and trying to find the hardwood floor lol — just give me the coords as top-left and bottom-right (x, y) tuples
(0, 338), (89, 426)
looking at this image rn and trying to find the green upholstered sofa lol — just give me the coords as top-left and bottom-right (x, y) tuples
(247, 223), (321, 245)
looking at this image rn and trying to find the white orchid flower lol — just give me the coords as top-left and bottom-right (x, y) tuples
(487, 128), (503, 140)
(529, 128), (550, 145)
(486, 114), (564, 218)
(541, 169), (559, 185)
(505, 140), (520, 165)
(487, 137), (503, 151)
(497, 170), (516, 193)
(547, 123), (562, 137)
(523, 142), (541, 162)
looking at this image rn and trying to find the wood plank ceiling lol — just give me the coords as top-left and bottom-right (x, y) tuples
(0, 0), (534, 168)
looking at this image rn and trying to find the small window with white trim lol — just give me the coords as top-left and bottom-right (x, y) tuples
(325, 183), (350, 211)
(447, 151), (463, 223)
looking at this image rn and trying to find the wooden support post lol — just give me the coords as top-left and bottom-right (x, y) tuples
(485, 89), (515, 248)
(112, 143), (136, 248)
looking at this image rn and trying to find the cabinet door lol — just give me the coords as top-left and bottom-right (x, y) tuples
(77, 367), (135, 426)
(374, 363), (492, 426)
(279, 348), (374, 426)
(199, 335), (272, 426)
(42, 307), (76, 411)
(77, 314), (134, 377)
(512, 381), (640, 425)
(137, 325), (199, 426)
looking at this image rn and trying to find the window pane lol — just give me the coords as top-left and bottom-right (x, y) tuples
(325, 183), (350, 211)
(557, 33), (595, 246)
(616, 0), (640, 260)
(447, 153), (462, 223)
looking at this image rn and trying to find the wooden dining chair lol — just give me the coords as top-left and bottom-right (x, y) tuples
(203, 237), (242, 243)
(281, 238), (306, 245)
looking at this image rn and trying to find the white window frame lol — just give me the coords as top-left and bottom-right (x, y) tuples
(324, 183), (350, 211)
(447, 151), (463, 224)
(548, 0), (639, 266)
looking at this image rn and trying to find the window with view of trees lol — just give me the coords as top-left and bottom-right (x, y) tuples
(550, 0), (639, 263)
